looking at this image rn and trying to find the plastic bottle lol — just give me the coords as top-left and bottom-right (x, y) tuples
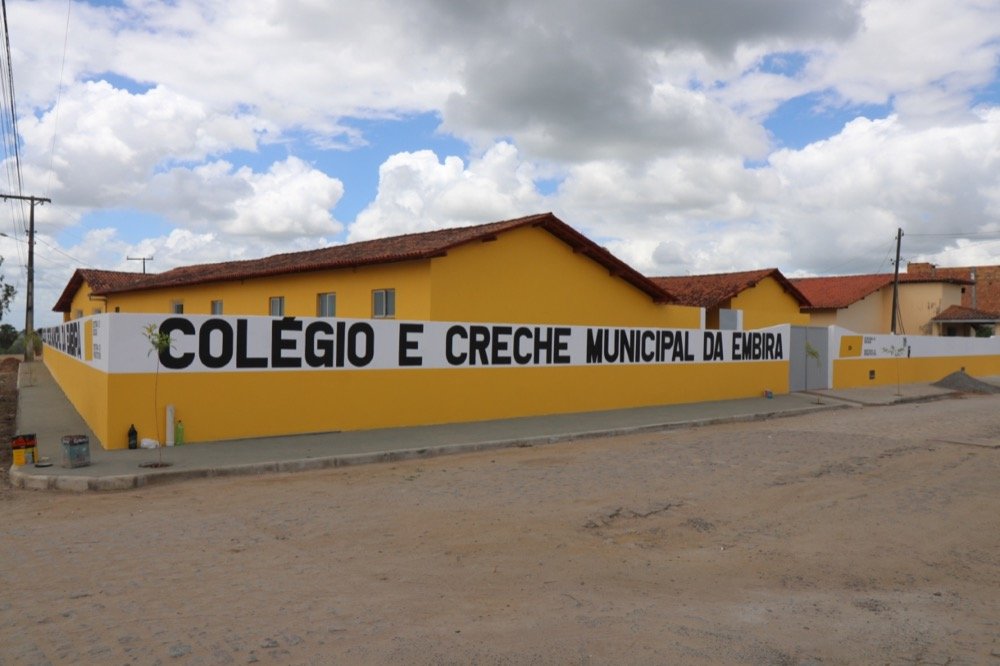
(175, 420), (185, 446)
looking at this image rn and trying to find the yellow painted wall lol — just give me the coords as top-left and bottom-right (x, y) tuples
(97, 261), (433, 320)
(833, 354), (1000, 389)
(43, 347), (110, 447)
(427, 225), (700, 327)
(100, 360), (788, 447)
(67, 281), (107, 320)
(729, 276), (810, 329)
(63, 227), (701, 328)
(805, 310), (836, 328)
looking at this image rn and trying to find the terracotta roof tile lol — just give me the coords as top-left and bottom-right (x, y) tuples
(54, 213), (675, 312)
(52, 269), (155, 313)
(791, 273), (972, 310)
(931, 304), (1000, 322)
(649, 268), (810, 308)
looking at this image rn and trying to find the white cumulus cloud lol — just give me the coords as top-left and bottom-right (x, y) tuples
(349, 143), (545, 241)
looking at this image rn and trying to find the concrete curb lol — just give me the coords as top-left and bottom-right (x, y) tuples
(7, 402), (847, 492)
(801, 389), (958, 407)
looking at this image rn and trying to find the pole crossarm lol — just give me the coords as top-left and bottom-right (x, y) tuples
(0, 194), (50, 204)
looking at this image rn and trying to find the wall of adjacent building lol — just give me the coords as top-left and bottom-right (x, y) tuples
(806, 282), (963, 335)
(807, 291), (883, 332)
(893, 282), (963, 335)
(729, 276), (811, 329)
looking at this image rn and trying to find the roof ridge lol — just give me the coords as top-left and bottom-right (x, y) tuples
(54, 212), (675, 311)
(151, 213), (557, 279)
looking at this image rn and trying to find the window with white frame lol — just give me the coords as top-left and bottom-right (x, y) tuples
(372, 289), (395, 318)
(317, 292), (336, 317)
(269, 296), (285, 317)
(211, 300), (223, 315)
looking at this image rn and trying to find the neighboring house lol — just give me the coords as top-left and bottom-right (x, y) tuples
(791, 273), (971, 335)
(650, 268), (811, 329)
(930, 305), (1000, 337)
(54, 213), (701, 329)
(907, 262), (1000, 314)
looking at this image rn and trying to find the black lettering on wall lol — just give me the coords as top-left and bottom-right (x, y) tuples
(272, 318), (303, 368)
(305, 321), (335, 368)
(398, 323), (424, 366)
(158, 318), (196, 369)
(198, 319), (233, 369)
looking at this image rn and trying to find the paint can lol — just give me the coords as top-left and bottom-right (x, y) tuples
(23, 434), (37, 465)
(61, 435), (91, 469)
(11, 435), (25, 466)
(11, 434), (36, 465)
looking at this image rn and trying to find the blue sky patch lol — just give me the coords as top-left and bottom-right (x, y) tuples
(300, 112), (469, 224)
(85, 72), (155, 95)
(765, 90), (892, 150)
(757, 51), (808, 77)
(59, 209), (172, 248)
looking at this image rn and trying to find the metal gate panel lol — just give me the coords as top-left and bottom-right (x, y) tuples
(789, 326), (830, 391)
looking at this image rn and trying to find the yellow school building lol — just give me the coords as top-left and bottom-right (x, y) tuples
(47, 213), (799, 449)
(44, 213), (1000, 450)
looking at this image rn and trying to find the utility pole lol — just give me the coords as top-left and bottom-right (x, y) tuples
(127, 256), (153, 273)
(1, 194), (50, 362)
(890, 227), (903, 335)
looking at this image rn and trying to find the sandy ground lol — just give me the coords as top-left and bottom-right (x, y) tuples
(1, 395), (998, 665)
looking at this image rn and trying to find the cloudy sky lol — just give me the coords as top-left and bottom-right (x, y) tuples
(2, 0), (999, 326)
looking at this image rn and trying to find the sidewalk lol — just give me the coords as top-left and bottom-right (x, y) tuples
(7, 361), (977, 492)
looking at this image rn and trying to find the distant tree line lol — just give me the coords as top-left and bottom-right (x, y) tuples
(0, 257), (18, 352)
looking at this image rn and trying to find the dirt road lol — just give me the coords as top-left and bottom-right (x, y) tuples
(2, 396), (998, 665)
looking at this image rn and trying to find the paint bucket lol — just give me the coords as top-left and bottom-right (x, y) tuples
(61, 435), (91, 469)
(20, 434), (37, 466)
(11, 436), (26, 466)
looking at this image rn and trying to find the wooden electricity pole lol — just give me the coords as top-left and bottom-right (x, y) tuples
(890, 227), (903, 335)
(1, 193), (51, 361)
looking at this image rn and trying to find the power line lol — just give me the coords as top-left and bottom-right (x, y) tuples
(0, 1), (26, 279)
(36, 235), (84, 264)
(45, 0), (72, 197)
(809, 236), (897, 276)
(0, 0), (21, 195)
(907, 231), (1000, 238)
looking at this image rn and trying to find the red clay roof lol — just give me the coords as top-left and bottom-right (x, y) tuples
(649, 268), (810, 308)
(931, 304), (1000, 322)
(791, 273), (972, 310)
(54, 213), (676, 312)
(52, 269), (156, 313)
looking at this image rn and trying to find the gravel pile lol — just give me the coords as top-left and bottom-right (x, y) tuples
(932, 370), (1000, 394)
